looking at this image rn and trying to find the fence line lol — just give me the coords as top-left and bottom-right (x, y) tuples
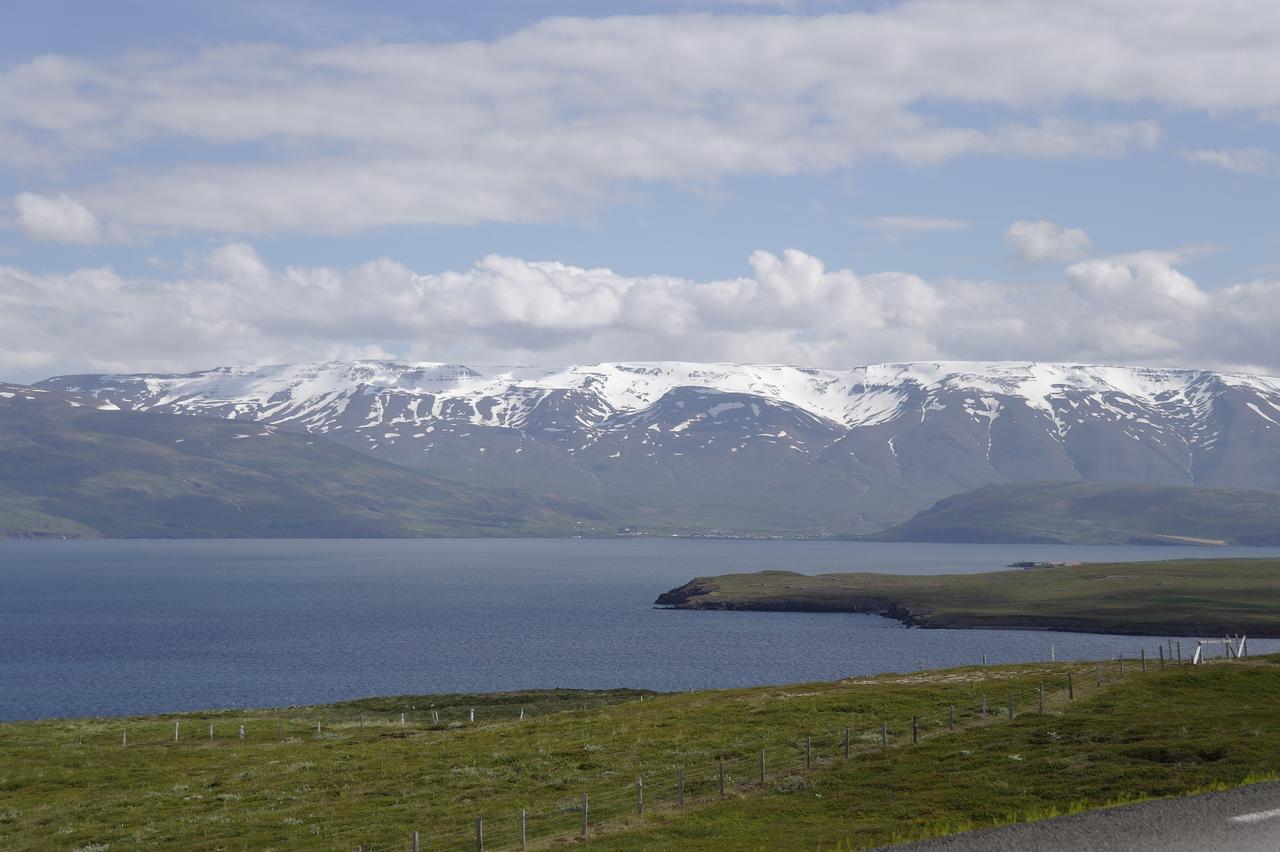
(82, 647), (1245, 849)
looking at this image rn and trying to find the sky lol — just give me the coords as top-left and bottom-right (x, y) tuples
(2, 0), (1280, 381)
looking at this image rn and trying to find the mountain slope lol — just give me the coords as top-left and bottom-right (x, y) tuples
(0, 384), (605, 538)
(870, 481), (1280, 545)
(37, 359), (1280, 535)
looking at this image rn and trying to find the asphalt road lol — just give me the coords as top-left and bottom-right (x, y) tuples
(891, 781), (1280, 852)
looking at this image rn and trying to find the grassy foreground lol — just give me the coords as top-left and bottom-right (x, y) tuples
(2, 656), (1279, 850)
(655, 558), (1280, 636)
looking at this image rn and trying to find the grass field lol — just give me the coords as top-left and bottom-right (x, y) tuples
(2, 654), (1278, 850)
(656, 558), (1280, 637)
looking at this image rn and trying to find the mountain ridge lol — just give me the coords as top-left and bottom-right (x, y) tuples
(36, 359), (1280, 535)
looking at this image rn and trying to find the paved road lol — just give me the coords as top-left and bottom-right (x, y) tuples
(892, 781), (1280, 852)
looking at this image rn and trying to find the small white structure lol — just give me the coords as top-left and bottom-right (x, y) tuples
(1191, 635), (1247, 664)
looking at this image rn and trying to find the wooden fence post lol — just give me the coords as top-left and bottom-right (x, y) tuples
(843, 726), (850, 759)
(1007, 692), (1014, 720)
(719, 759), (726, 797)
(949, 705), (955, 730)
(174, 721), (180, 741)
(759, 749), (766, 783)
(1067, 672), (1074, 700)
(476, 817), (483, 852)
(209, 723), (214, 741)
(637, 777), (645, 815)
(1177, 641), (1182, 665)
(412, 830), (419, 852)
(911, 716), (919, 744)
(806, 736), (812, 769)
(678, 767), (685, 807)
(1038, 683), (1044, 715)
(1095, 666), (1102, 687)
(1159, 645), (1165, 668)
(1141, 649), (1147, 673)
(981, 696), (988, 724)
(581, 793), (589, 838)
(520, 809), (527, 849)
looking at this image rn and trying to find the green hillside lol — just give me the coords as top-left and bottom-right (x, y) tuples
(657, 558), (1280, 636)
(869, 481), (1280, 545)
(1, 657), (1277, 849)
(0, 385), (608, 538)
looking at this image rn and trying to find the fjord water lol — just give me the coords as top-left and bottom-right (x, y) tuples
(4, 539), (1279, 721)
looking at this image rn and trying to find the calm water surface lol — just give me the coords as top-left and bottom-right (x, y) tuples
(3, 538), (1278, 720)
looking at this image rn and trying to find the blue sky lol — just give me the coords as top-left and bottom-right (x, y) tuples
(1, 1), (1279, 379)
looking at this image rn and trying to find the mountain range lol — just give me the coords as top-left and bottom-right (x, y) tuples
(33, 359), (1280, 536)
(0, 382), (603, 538)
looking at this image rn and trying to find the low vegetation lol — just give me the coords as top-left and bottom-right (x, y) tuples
(2, 655), (1278, 849)
(656, 558), (1280, 636)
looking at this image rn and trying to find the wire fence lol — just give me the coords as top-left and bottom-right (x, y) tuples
(83, 640), (1243, 850)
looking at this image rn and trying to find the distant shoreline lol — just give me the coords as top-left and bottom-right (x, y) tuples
(656, 559), (1280, 638)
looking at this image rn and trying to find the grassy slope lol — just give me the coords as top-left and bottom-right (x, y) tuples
(0, 386), (608, 538)
(656, 559), (1280, 636)
(1, 659), (1277, 850)
(869, 481), (1280, 545)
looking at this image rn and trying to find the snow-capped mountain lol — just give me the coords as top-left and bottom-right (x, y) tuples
(38, 360), (1280, 535)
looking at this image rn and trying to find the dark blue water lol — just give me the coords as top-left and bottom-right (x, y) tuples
(3, 538), (1278, 721)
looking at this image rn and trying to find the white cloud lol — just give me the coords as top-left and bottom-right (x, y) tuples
(861, 216), (969, 240)
(13, 193), (103, 243)
(4, 1), (1279, 238)
(2, 244), (1279, 383)
(1182, 147), (1272, 173)
(1005, 220), (1092, 263)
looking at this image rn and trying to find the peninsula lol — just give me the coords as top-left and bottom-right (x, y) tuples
(655, 558), (1280, 637)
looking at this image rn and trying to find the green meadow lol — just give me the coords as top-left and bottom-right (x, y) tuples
(2, 653), (1278, 850)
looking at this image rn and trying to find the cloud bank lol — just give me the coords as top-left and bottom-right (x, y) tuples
(5, 0), (1280, 240)
(2, 245), (1278, 382)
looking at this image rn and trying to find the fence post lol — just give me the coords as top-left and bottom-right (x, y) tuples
(1119, 656), (1125, 678)
(209, 723), (214, 741)
(1067, 672), (1074, 700)
(678, 767), (685, 807)
(520, 809), (527, 849)
(881, 721), (888, 748)
(982, 653), (988, 666)
(1177, 641), (1182, 665)
(469, 708), (475, 723)
(316, 720), (321, 737)
(1095, 665), (1102, 687)
(122, 731), (127, 747)
(1007, 692), (1014, 720)
(843, 726), (850, 759)
(759, 749), (766, 783)
(981, 696), (988, 724)
(1038, 683), (1044, 715)
(581, 793), (589, 838)
(400, 713), (405, 727)
(175, 721), (180, 741)
(949, 705), (955, 730)
(1141, 649), (1147, 673)
(720, 759), (726, 798)
(806, 736), (812, 769)
(1159, 645), (1165, 668)
(476, 817), (483, 852)
(412, 830), (419, 852)
(637, 777), (645, 815)
(911, 716), (919, 744)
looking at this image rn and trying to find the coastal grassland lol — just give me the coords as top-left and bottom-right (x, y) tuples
(2, 658), (1279, 849)
(656, 558), (1280, 636)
